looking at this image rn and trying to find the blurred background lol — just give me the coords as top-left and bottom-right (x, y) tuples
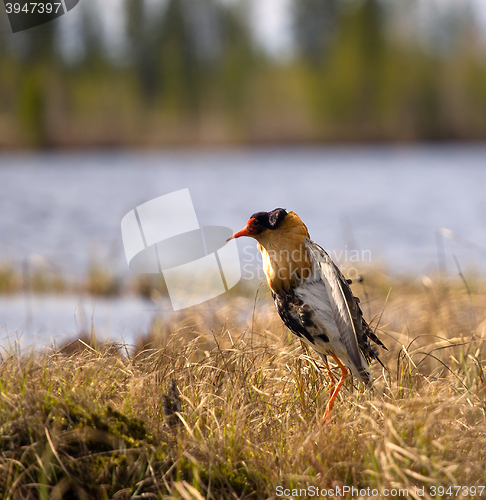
(1, 0), (485, 348)
(2, 0), (486, 146)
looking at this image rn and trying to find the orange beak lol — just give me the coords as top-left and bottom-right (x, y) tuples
(226, 218), (256, 241)
(227, 227), (250, 241)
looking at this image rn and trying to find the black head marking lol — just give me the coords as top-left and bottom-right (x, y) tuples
(250, 208), (288, 231)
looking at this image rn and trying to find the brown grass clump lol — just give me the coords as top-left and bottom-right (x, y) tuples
(0, 263), (20, 294)
(0, 275), (486, 499)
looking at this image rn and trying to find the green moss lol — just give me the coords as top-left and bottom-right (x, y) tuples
(45, 398), (153, 446)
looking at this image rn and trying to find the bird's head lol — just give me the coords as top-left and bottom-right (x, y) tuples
(228, 208), (311, 291)
(227, 208), (310, 245)
(227, 208), (289, 241)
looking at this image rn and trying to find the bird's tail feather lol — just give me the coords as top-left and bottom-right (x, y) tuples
(349, 359), (373, 388)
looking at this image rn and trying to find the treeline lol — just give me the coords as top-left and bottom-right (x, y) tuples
(0, 0), (485, 148)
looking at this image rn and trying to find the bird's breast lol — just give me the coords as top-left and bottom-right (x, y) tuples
(258, 239), (313, 293)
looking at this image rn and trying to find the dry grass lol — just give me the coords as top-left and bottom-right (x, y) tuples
(1, 273), (486, 499)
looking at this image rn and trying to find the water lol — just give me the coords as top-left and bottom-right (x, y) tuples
(1, 145), (485, 348)
(0, 294), (155, 354)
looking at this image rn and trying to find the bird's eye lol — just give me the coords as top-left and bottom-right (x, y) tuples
(252, 219), (260, 226)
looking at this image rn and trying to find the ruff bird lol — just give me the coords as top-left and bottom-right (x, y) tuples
(228, 208), (386, 422)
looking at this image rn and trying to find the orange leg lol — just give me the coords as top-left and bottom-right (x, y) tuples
(322, 355), (348, 424)
(324, 361), (336, 394)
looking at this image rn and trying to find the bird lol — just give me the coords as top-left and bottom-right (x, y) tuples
(227, 208), (386, 422)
